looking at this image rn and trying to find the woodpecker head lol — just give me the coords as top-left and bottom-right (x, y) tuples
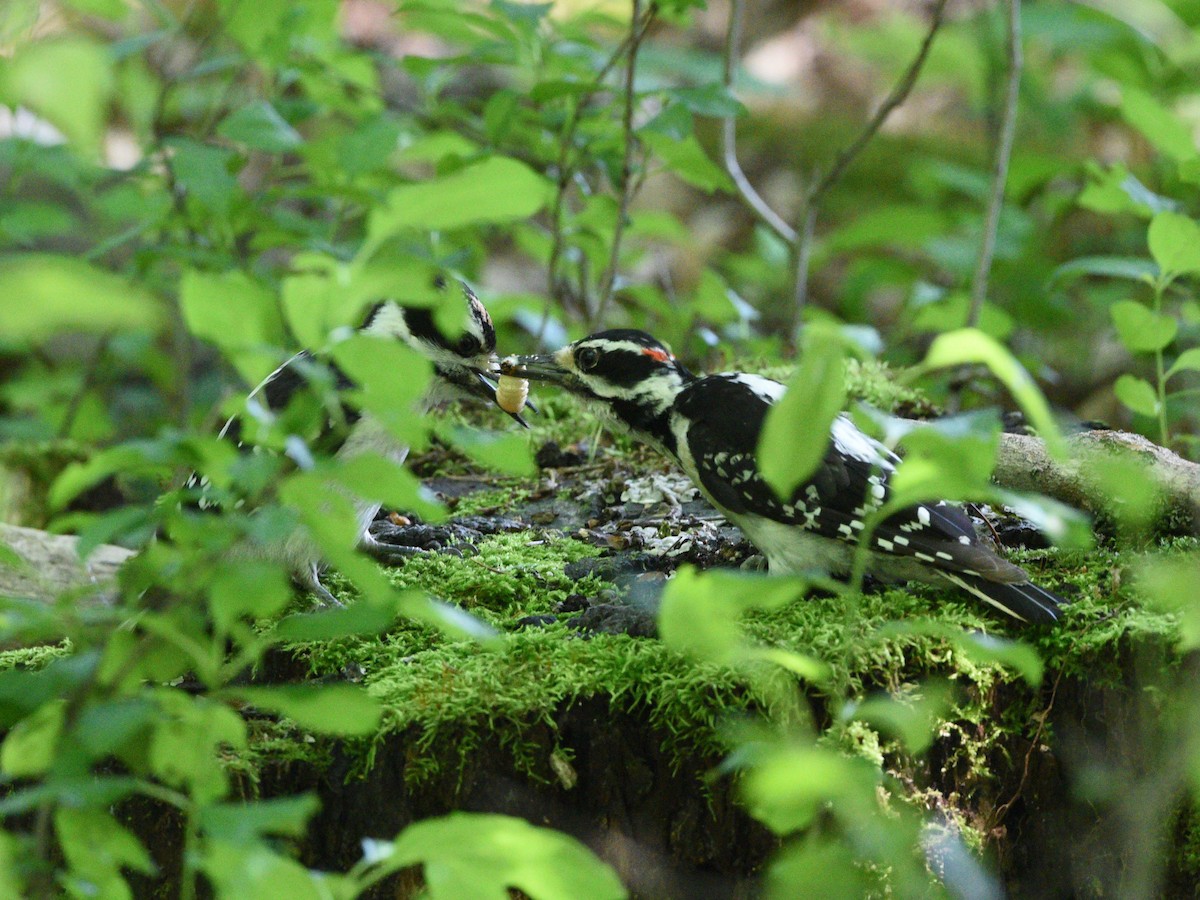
(503, 329), (692, 434)
(361, 282), (526, 424)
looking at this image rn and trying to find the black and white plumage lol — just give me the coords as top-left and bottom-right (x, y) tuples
(504, 329), (1064, 624)
(182, 281), (515, 607)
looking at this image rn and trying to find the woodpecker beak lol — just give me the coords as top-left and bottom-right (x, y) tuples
(498, 352), (584, 393)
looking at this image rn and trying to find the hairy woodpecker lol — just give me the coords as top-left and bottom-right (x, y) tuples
(183, 281), (519, 607)
(504, 329), (1064, 624)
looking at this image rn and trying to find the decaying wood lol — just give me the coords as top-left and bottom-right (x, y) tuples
(995, 429), (1200, 531)
(0, 522), (131, 603)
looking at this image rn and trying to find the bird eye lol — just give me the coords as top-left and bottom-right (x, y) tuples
(456, 335), (482, 355)
(576, 347), (600, 371)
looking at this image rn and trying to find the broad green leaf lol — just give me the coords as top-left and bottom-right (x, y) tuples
(880, 621), (1043, 686)
(271, 594), (412, 641)
(329, 335), (434, 448)
(1121, 88), (1197, 163)
(200, 795), (321, 841)
(327, 453), (444, 521)
(994, 490), (1093, 550)
(921, 329), (1065, 458)
(0, 0), (38, 44)
(367, 157), (550, 248)
(0, 255), (162, 344)
(1077, 162), (1175, 217)
(218, 100), (303, 152)
(767, 840), (866, 900)
(1148, 212), (1200, 278)
(2, 37), (113, 156)
(842, 682), (952, 754)
(208, 560), (292, 629)
(440, 426), (536, 476)
(887, 424), (999, 506)
(1109, 300), (1177, 352)
(60, 0), (127, 17)
(49, 443), (168, 510)
(149, 694), (247, 803)
(640, 131), (733, 193)
(166, 138), (241, 217)
(201, 840), (324, 900)
(740, 745), (872, 835)
(1167, 347), (1200, 380)
(180, 269), (287, 384)
(227, 684), (381, 736)
(669, 84), (747, 118)
(758, 326), (846, 499)
(55, 808), (155, 886)
(1, 700), (65, 776)
(379, 813), (628, 900)
(1113, 374), (1159, 417)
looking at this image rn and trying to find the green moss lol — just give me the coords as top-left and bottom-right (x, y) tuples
(0, 641), (72, 671)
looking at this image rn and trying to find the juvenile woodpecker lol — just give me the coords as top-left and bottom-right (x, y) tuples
(504, 329), (1064, 624)
(183, 281), (518, 607)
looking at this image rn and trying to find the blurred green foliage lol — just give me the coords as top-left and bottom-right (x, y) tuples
(0, 0), (1199, 897)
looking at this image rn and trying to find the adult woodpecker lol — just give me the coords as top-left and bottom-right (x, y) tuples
(180, 280), (520, 607)
(503, 329), (1063, 624)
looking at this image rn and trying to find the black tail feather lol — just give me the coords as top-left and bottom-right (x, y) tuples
(939, 572), (1065, 624)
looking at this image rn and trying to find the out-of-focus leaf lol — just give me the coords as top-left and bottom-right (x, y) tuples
(440, 426), (536, 477)
(368, 157), (550, 248)
(0, 255), (162, 343)
(226, 685), (381, 736)
(1135, 553), (1200, 649)
(218, 101), (303, 152)
(1121, 88), (1197, 163)
(200, 796), (321, 842)
(842, 681), (952, 754)
(921, 329), (1066, 458)
(2, 37), (113, 156)
(1167, 347), (1200, 380)
(1050, 256), (1157, 285)
(1113, 374), (1159, 418)
(669, 84), (747, 118)
(825, 205), (947, 252)
(1110, 300), (1177, 353)
(758, 326), (846, 499)
(1148, 212), (1200, 278)
(371, 813), (628, 900)
(166, 138), (241, 217)
(1077, 163), (1176, 217)
(0, 701), (65, 777)
(640, 131), (734, 193)
(181, 269), (287, 384)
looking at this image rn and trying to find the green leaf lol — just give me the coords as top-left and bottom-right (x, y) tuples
(1, 700), (65, 776)
(921, 329), (1066, 458)
(879, 621), (1043, 686)
(376, 812), (627, 900)
(1076, 162), (1174, 217)
(1113, 374), (1160, 418)
(271, 594), (411, 641)
(200, 795), (321, 842)
(55, 809), (155, 887)
(740, 745), (873, 835)
(1109, 300), (1177, 353)
(326, 453), (444, 522)
(181, 269), (287, 384)
(1121, 88), (1198, 163)
(0, 255), (162, 344)
(640, 131), (733, 193)
(825, 205), (947, 252)
(218, 100), (303, 152)
(669, 84), (747, 118)
(208, 560), (293, 629)
(227, 684), (381, 736)
(887, 422), (999, 506)
(1148, 212), (1200, 278)
(758, 327), (846, 500)
(150, 694), (247, 803)
(3, 37), (114, 156)
(1167, 347), (1200, 380)
(843, 681), (952, 754)
(329, 335), (434, 448)
(166, 138), (241, 217)
(367, 157), (550, 249)
(1050, 256), (1157, 285)
(440, 426), (535, 477)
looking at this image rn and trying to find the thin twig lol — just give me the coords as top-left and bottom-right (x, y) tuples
(543, 9), (655, 333)
(720, 0), (796, 242)
(593, 0), (651, 328)
(967, 0), (1022, 327)
(792, 0), (951, 331)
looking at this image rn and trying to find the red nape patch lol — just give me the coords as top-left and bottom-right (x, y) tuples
(642, 347), (672, 363)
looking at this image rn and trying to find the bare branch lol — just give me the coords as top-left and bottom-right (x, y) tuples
(967, 0), (1022, 327)
(792, 0), (950, 326)
(593, 0), (652, 328)
(720, 0), (796, 243)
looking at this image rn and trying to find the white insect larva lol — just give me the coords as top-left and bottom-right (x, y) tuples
(496, 373), (529, 415)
